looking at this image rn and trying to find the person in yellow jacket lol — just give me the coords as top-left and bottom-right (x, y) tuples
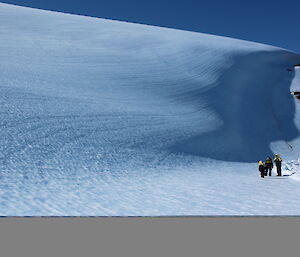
(258, 160), (266, 178)
(274, 154), (282, 176)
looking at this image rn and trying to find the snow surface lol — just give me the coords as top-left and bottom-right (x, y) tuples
(0, 3), (300, 216)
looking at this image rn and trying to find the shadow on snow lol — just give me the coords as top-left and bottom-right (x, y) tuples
(170, 51), (300, 162)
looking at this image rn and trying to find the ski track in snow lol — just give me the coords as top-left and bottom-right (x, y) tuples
(0, 3), (300, 215)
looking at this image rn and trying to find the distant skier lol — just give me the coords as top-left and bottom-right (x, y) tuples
(258, 160), (265, 178)
(265, 157), (273, 176)
(274, 154), (282, 176)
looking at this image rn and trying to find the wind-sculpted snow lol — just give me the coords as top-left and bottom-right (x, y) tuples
(1, 3), (300, 215)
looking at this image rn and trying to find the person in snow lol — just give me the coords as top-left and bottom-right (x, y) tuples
(258, 160), (266, 178)
(274, 154), (282, 176)
(265, 157), (273, 176)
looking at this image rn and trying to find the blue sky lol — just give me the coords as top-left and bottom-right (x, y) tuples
(1, 0), (299, 53)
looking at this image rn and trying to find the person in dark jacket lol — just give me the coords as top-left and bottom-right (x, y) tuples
(265, 157), (273, 176)
(274, 154), (282, 176)
(258, 160), (265, 178)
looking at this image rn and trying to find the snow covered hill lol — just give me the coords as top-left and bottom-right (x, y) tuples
(0, 3), (300, 216)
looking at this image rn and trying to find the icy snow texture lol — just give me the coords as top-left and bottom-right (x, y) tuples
(0, 3), (300, 215)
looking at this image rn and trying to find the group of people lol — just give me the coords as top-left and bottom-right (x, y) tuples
(258, 154), (282, 178)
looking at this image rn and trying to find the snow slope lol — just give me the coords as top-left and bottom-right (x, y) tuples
(0, 3), (300, 215)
